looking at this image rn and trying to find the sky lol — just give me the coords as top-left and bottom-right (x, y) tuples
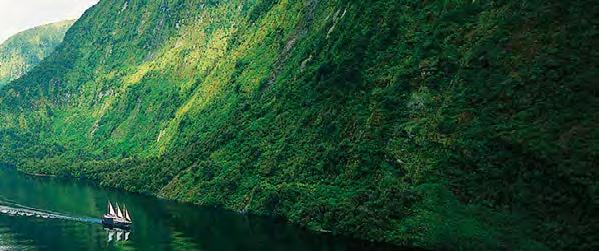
(0, 0), (99, 43)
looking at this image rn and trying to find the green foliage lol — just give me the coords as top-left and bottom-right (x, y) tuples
(0, 20), (74, 86)
(0, 0), (597, 250)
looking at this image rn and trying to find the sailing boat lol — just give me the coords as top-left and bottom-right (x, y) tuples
(102, 201), (132, 229)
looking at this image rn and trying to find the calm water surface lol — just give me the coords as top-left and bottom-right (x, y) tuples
(0, 167), (408, 251)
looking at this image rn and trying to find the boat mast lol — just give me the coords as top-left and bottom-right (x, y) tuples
(124, 207), (132, 221)
(116, 202), (123, 218)
(108, 201), (116, 215)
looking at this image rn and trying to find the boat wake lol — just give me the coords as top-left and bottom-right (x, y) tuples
(0, 198), (101, 224)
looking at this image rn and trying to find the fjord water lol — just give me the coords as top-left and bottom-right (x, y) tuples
(0, 167), (402, 251)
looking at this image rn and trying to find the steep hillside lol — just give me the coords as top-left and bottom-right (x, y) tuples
(0, 0), (596, 249)
(0, 20), (74, 86)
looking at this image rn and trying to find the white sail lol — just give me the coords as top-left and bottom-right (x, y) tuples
(124, 207), (132, 221)
(108, 201), (116, 215)
(116, 203), (123, 218)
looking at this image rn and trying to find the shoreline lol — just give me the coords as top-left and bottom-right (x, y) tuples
(8, 167), (413, 250)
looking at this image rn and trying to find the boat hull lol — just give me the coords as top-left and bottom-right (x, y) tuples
(102, 217), (132, 230)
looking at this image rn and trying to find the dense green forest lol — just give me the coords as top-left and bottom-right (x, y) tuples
(0, 20), (74, 86)
(0, 0), (596, 249)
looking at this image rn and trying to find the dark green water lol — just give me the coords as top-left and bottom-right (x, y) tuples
(0, 167), (408, 251)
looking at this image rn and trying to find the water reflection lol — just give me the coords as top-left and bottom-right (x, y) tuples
(106, 228), (130, 242)
(0, 167), (409, 251)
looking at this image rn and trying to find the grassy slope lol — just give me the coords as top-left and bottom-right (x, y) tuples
(0, 0), (597, 249)
(0, 20), (74, 86)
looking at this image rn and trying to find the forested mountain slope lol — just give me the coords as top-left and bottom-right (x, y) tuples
(0, 0), (596, 249)
(0, 20), (74, 86)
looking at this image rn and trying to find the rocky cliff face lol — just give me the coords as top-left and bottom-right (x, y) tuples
(0, 0), (596, 249)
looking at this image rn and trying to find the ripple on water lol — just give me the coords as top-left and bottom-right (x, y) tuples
(0, 226), (35, 251)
